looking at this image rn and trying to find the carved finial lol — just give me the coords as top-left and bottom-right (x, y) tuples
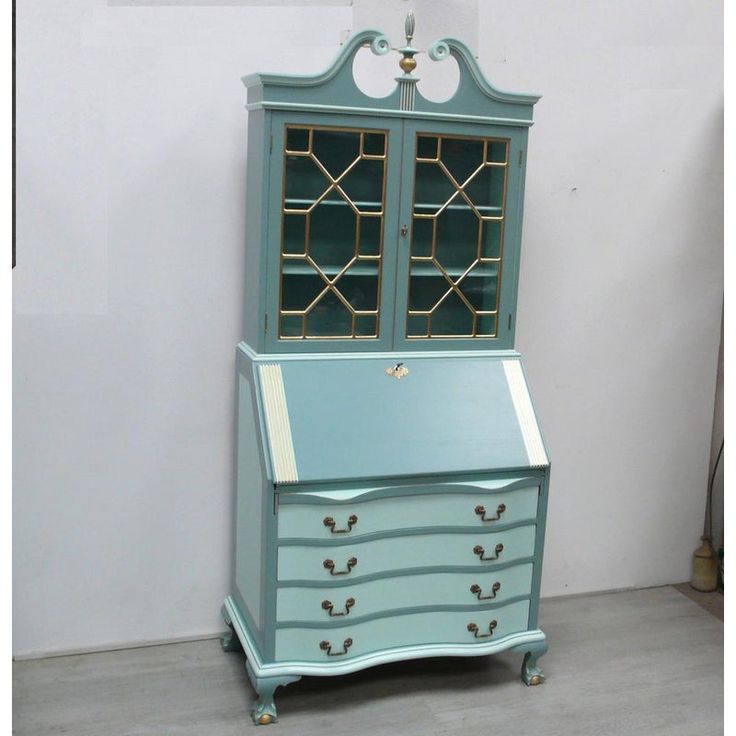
(398, 10), (418, 75)
(404, 10), (415, 44)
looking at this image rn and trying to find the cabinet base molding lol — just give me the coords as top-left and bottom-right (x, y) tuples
(223, 595), (547, 723)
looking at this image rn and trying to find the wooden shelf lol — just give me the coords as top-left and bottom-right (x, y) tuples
(282, 262), (379, 277)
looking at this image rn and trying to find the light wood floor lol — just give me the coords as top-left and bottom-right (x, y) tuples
(13, 586), (723, 736)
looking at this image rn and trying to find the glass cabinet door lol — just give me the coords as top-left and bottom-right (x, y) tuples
(267, 116), (402, 351)
(393, 123), (524, 350)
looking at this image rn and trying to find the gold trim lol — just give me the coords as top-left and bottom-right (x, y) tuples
(278, 124), (388, 340)
(406, 133), (510, 339)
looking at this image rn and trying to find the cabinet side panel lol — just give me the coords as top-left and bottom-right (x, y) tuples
(235, 372), (263, 631)
(243, 109), (269, 350)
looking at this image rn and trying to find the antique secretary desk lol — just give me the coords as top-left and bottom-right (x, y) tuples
(222, 14), (550, 725)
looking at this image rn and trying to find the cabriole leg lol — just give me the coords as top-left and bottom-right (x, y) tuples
(220, 605), (242, 652)
(516, 639), (548, 686)
(246, 661), (301, 725)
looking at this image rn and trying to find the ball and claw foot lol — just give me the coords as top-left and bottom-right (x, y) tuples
(517, 639), (548, 686)
(220, 606), (242, 653)
(252, 699), (278, 726)
(220, 627), (242, 653)
(246, 662), (301, 726)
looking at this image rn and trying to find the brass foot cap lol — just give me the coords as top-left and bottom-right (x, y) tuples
(529, 675), (542, 686)
(258, 714), (272, 725)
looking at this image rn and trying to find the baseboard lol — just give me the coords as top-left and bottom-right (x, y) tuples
(12, 631), (223, 661)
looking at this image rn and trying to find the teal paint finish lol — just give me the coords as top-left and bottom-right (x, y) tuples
(225, 593), (545, 677)
(276, 472), (540, 500)
(242, 24), (539, 356)
(235, 374), (263, 629)
(244, 31), (539, 126)
(392, 120), (526, 351)
(515, 638), (549, 685)
(277, 525), (536, 581)
(276, 563), (533, 623)
(226, 17), (550, 722)
(275, 599), (530, 662)
(277, 354), (535, 482)
(278, 485), (538, 539)
(241, 109), (271, 353)
(262, 111), (405, 355)
(528, 470), (550, 630)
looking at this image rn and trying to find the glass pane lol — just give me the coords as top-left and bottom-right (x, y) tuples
(416, 135), (439, 160)
(408, 270), (449, 312)
(407, 133), (508, 339)
(358, 216), (382, 257)
(410, 218), (433, 258)
(309, 202), (356, 270)
(340, 159), (385, 210)
(279, 125), (388, 339)
(355, 314), (378, 337)
(281, 270), (324, 312)
(283, 214), (307, 255)
(280, 315), (303, 337)
(305, 291), (353, 337)
(285, 127), (310, 153)
(431, 290), (474, 336)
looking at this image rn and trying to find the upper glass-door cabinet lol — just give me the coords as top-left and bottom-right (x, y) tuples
(241, 16), (540, 353)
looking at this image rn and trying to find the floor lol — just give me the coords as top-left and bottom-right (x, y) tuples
(673, 582), (724, 621)
(13, 586), (723, 736)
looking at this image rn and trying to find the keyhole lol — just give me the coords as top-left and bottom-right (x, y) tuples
(401, 224), (408, 237)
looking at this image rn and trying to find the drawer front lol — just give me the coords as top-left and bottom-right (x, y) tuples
(277, 525), (536, 581)
(278, 484), (539, 540)
(275, 599), (531, 662)
(276, 563), (534, 622)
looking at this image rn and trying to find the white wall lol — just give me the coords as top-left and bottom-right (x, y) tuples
(13, 0), (723, 657)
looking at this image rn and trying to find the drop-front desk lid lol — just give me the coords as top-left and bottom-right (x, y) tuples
(253, 353), (549, 485)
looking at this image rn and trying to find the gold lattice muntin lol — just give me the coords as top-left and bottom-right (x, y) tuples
(279, 125), (388, 339)
(406, 133), (509, 339)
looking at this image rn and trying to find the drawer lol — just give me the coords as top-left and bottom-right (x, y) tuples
(278, 483), (539, 540)
(277, 525), (536, 581)
(275, 599), (531, 662)
(276, 562), (534, 622)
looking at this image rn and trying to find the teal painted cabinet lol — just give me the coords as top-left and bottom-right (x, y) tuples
(223, 14), (549, 725)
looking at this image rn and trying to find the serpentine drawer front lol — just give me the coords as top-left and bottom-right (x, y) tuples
(278, 484), (539, 540)
(275, 599), (531, 662)
(277, 563), (534, 623)
(277, 525), (536, 581)
(224, 17), (551, 725)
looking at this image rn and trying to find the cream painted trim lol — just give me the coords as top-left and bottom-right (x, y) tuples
(503, 360), (548, 468)
(258, 364), (298, 484)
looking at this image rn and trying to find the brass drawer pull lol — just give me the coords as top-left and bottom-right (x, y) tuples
(323, 514), (358, 534)
(321, 597), (356, 617)
(323, 557), (358, 575)
(467, 620), (498, 639)
(473, 543), (504, 561)
(470, 582), (501, 600)
(475, 503), (506, 522)
(320, 638), (353, 657)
